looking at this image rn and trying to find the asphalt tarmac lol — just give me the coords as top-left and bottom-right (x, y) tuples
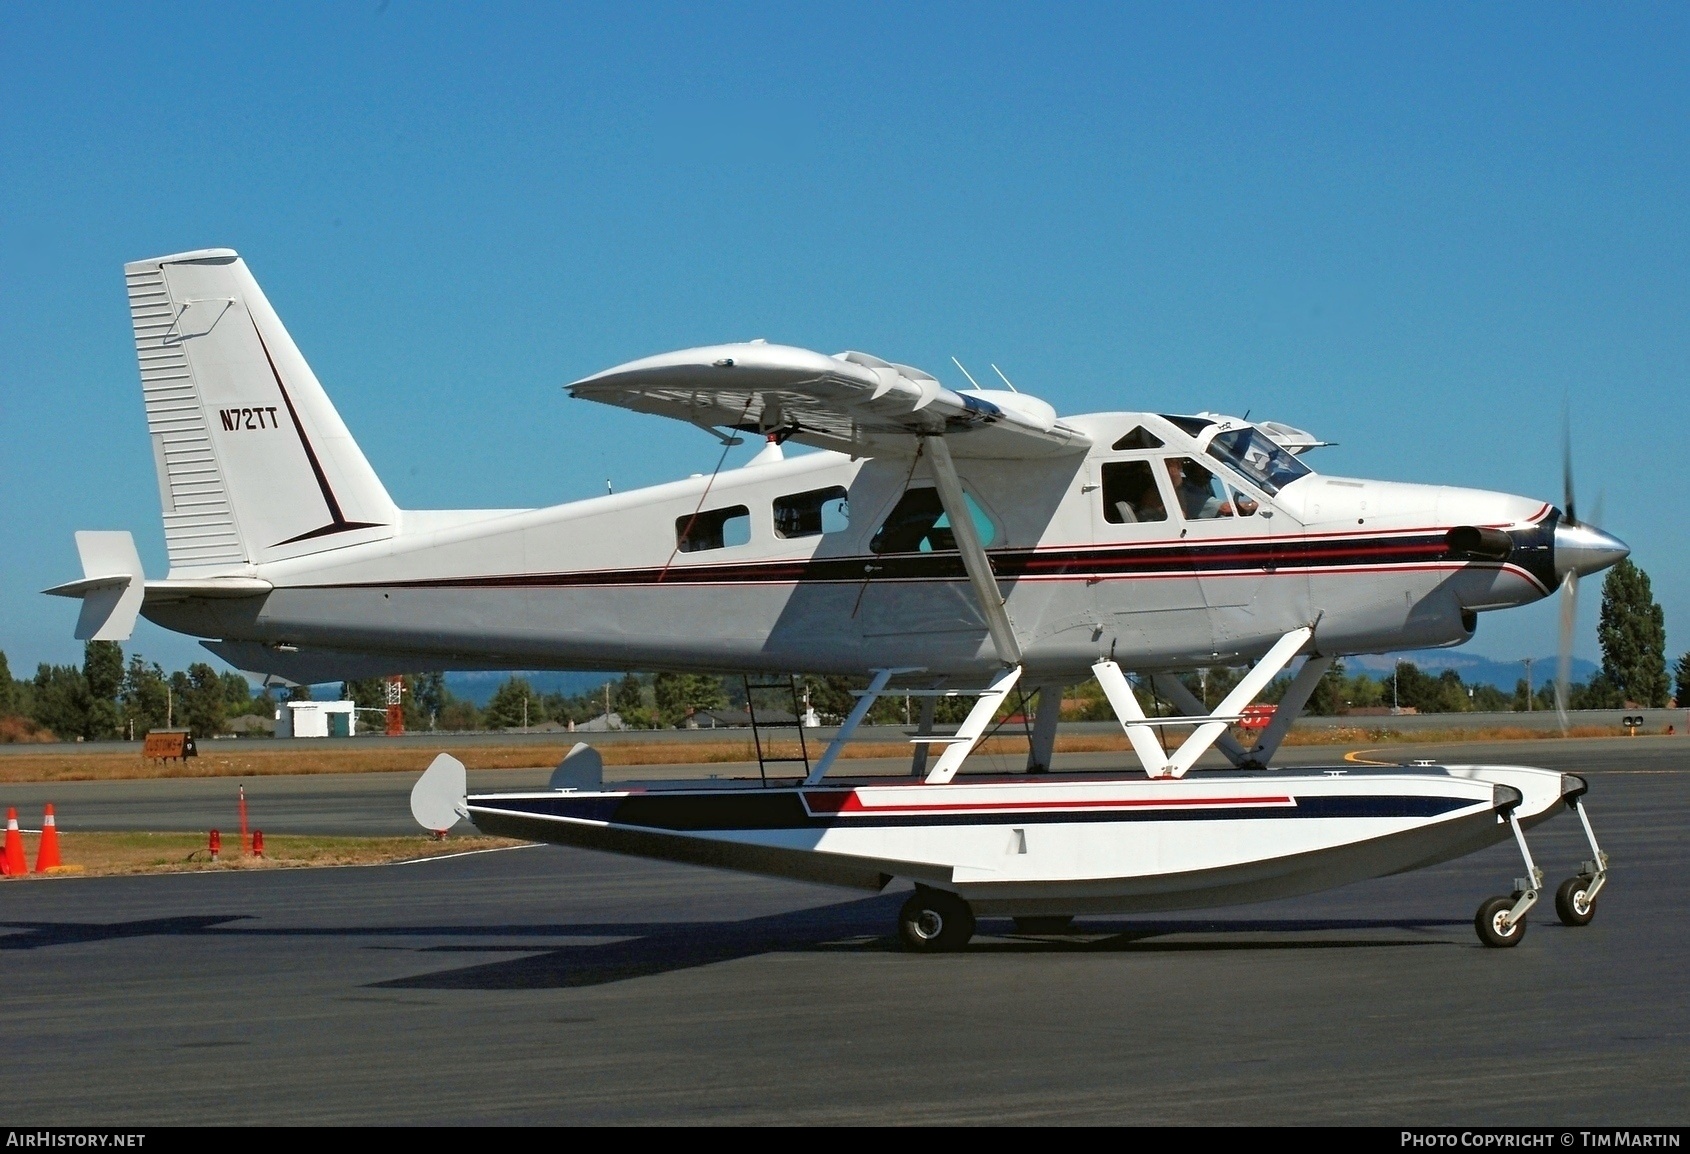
(0, 736), (1685, 1124)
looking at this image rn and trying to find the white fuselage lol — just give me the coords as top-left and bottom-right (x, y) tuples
(145, 411), (1554, 685)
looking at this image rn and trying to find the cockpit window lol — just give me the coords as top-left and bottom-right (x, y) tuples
(1111, 426), (1164, 451)
(870, 487), (998, 554)
(1205, 427), (1310, 495)
(1101, 461), (1167, 523)
(1159, 415), (1215, 437)
(1165, 458), (1259, 520)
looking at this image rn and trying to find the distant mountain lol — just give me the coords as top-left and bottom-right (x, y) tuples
(1343, 651), (1598, 692)
(445, 670), (621, 706)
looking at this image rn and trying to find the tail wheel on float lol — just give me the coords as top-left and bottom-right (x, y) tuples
(1475, 895), (1527, 948)
(898, 888), (976, 953)
(1555, 876), (1598, 926)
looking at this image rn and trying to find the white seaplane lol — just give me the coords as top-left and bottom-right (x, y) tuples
(51, 249), (1628, 950)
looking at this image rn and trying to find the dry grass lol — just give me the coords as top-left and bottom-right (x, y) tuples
(0, 735), (1129, 783)
(0, 830), (526, 880)
(0, 724), (1661, 785)
(1278, 724), (1632, 746)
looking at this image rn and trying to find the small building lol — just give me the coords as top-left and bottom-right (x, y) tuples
(276, 700), (358, 738)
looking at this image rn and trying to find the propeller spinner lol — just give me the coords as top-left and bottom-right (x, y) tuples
(1552, 427), (1629, 730)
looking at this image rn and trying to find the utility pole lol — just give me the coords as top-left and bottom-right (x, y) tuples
(1523, 657), (1534, 712)
(166, 685), (173, 728)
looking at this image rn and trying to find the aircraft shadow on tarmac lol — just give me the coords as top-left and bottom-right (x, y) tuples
(0, 899), (1465, 990)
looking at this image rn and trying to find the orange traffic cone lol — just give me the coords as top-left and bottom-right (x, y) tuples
(34, 804), (61, 872)
(2, 808), (26, 876)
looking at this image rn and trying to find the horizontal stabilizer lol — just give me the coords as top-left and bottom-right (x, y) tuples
(42, 532), (145, 641)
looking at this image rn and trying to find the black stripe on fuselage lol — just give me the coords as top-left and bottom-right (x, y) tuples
(297, 530), (1543, 592)
(469, 791), (1482, 831)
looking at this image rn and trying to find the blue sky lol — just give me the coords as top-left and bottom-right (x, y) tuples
(2, 3), (1685, 680)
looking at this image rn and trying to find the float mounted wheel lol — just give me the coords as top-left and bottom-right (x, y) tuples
(898, 888), (977, 953)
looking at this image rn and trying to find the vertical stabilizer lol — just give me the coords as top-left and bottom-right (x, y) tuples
(126, 249), (398, 573)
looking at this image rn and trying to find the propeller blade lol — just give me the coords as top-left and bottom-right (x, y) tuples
(1562, 408), (1578, 527)
(1555, 570), (1578, 734)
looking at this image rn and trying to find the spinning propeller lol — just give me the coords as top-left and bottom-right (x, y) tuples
(1553, 425), (1627, 732)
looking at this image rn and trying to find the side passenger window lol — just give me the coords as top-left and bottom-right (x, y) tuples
(773, 486), (849, 539)
(870, 487), (998, 554)
(1101, 461), (1167, 524)
(676, 505), (751, 552)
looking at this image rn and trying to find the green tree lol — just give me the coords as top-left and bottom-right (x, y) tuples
(32, 664), (92, 739)
(1569, 673), (1625, 710)
(1676, 652), (1690, 707)
(1306, 660), (1348, 716)
(176, 663), (227, 738)
(121, 655), (170, 737)
(484, 676), (542, 729)
(437, 697), (480, 730)
(219, 672), (258, 715)
(613, 673), (645, 716)
(0, 649), (14, 716)
(653, 672), (727, 727)
(289, 682), (314, 702)
(413, 673), (448, 727)
(1597, 560), (1669, 706)
(83, 641), (125, 739)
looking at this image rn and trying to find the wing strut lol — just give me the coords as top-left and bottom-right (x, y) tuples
(923, 435), (1023, 668)
(804, 667), (924, 785)
(1093, 626), (1314, 778)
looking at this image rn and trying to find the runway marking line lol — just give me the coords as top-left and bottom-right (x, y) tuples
(391, 842), (542, 866)
(1344, 749), (1398, 766)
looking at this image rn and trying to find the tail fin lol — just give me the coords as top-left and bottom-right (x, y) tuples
(126, 249), (398, 574)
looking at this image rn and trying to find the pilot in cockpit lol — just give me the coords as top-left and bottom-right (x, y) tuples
(1166, 457), (1256, 519)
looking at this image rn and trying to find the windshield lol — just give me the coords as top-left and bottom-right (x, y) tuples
(1205, 427), (1310, 495)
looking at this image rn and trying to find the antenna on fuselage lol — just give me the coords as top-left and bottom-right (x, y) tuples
(606, 478), (613, 495)
(990, 364), (1020, 393)
(951, 357), (985, 391)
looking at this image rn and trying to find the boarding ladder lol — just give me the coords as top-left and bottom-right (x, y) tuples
(742, 674), (812, 786)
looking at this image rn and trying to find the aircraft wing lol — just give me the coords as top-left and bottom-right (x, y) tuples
(567, 343), (1091, 459)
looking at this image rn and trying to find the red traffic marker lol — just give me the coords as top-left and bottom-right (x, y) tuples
(209, 829), (221, 861)
(3, 809), (26, 876)
(252, 830), (264, 859)
(34, 804), (61, 872)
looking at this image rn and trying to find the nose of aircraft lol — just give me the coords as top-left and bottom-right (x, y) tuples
(1554, 520), (1630, 580)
